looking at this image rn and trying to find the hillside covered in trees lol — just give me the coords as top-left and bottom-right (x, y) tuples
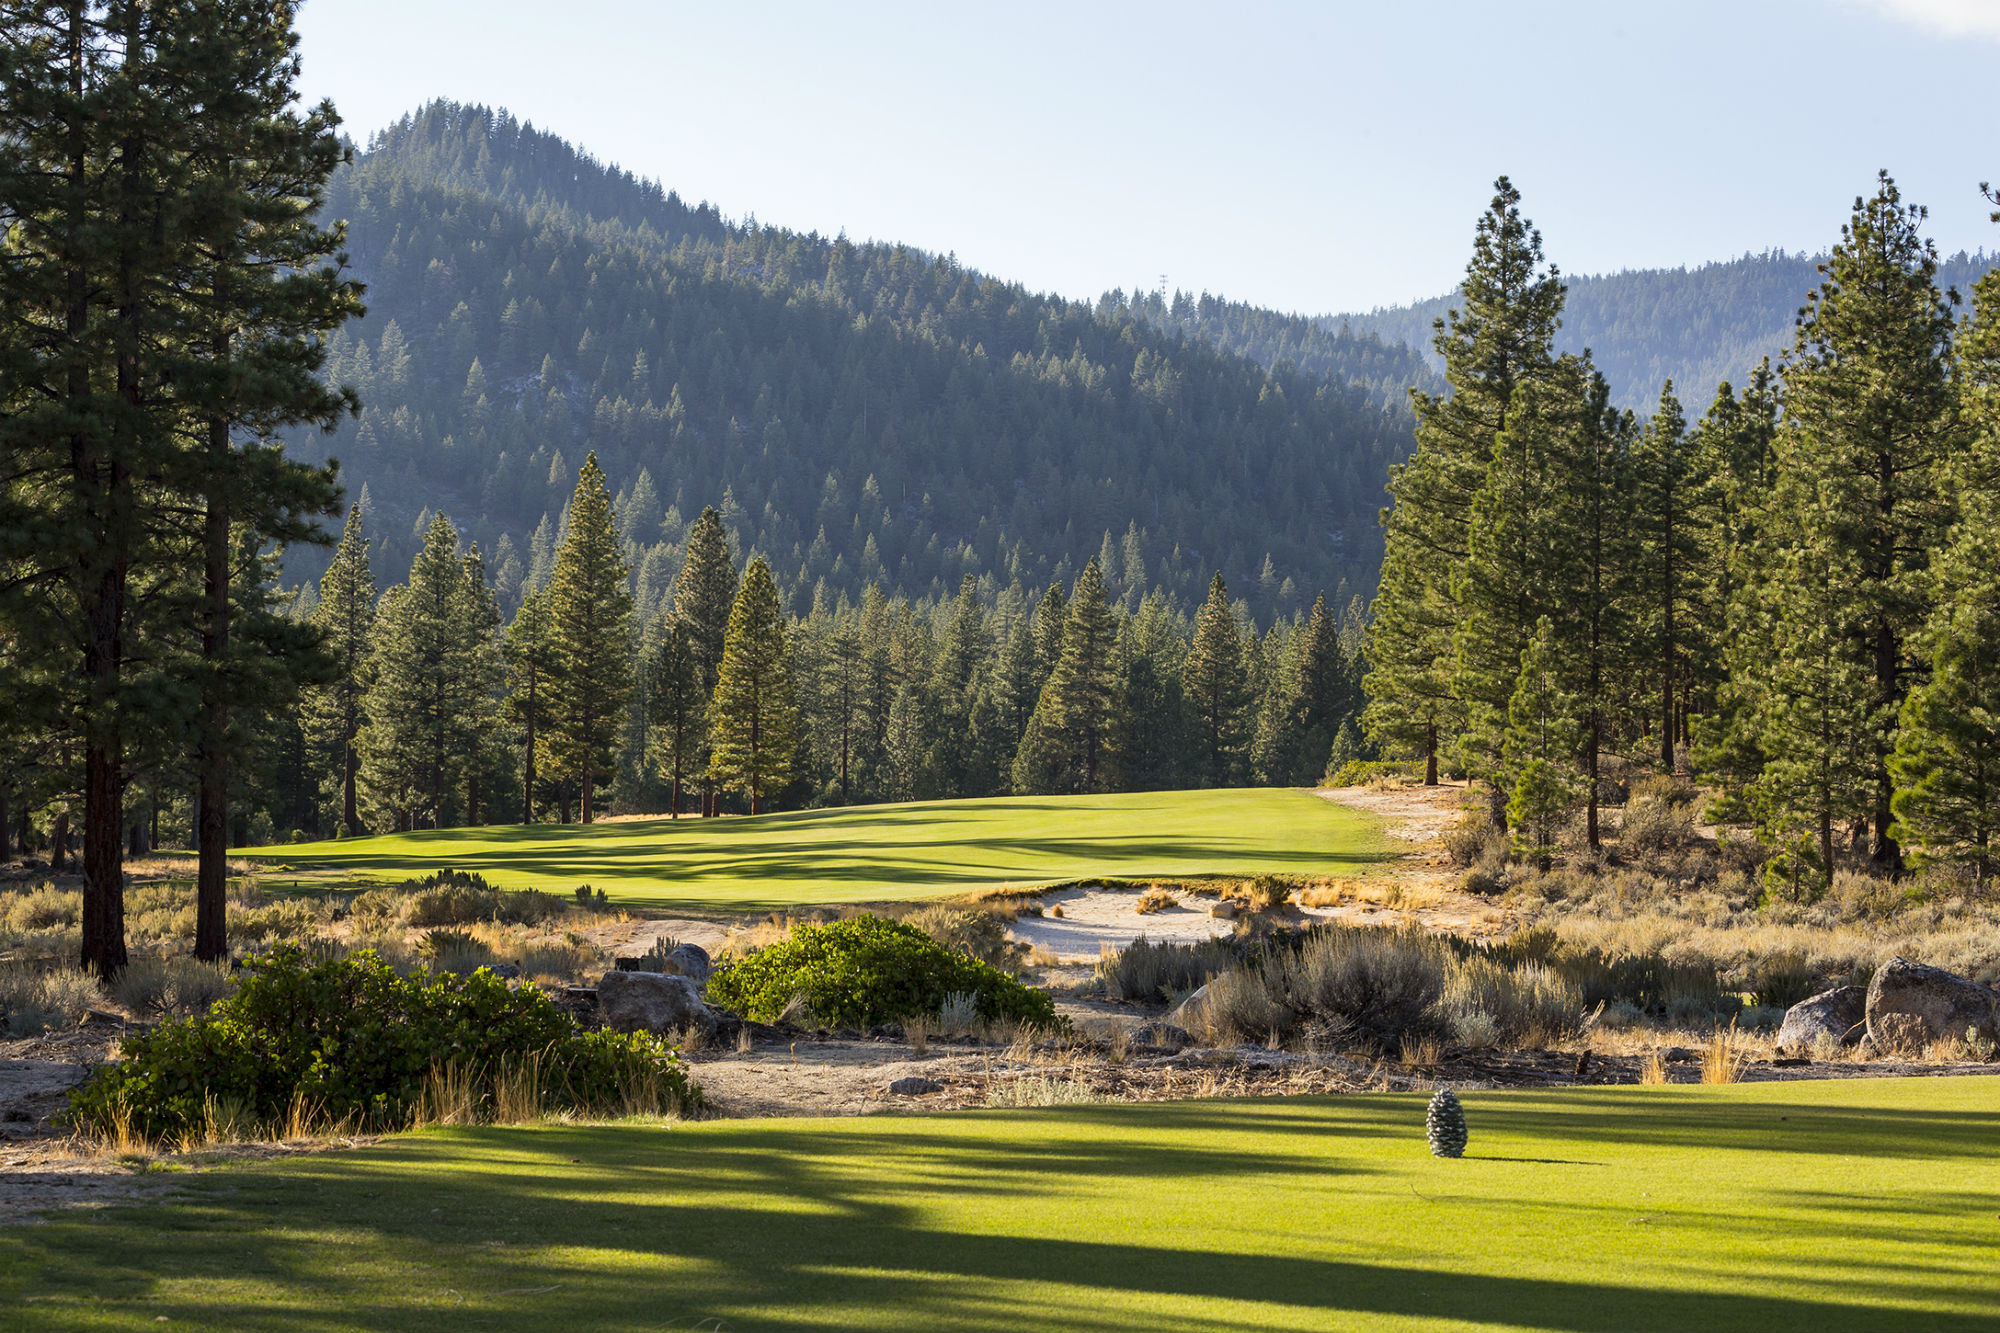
(1341, 246), (1999, 412)
(298, 101), (1421, 629)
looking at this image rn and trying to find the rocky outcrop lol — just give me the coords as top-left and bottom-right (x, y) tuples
(883, 1076), (944, 1096)
(1865, 957), (2000, 1054)
(1774, 986), (1866, 1055)
(595, 970), (716, 1038)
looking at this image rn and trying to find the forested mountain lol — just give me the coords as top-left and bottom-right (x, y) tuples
(1340, 248), (1999, 411)
(294, 102), (1420, 628)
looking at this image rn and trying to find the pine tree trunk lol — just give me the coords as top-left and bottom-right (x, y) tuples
(73, 12), (124, 979)
(1586, 712), (1601, 851)
(521, 678), (537, 824)
(52, 808), (69, 872)
(0, 785), (9, 861)
(1424, 724), (1438, 787)
(343, 737), (360, 833)
(196, 421), (230, 964)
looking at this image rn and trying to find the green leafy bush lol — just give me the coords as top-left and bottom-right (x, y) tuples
(68, 946), (699, 1141)
(708, 915), (1061, 1030)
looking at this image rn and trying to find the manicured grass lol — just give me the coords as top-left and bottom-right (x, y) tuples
(239, 788), (1392, 911)
(4, 1077), (1996, 1331)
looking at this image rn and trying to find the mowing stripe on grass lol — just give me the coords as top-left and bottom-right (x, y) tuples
(4, 1077), (1996, 1331)
(239, 788), (1394, 911)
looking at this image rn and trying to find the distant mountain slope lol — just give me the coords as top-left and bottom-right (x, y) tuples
(1336, 249), (1998, 412)
(292, 102), (1421, 627)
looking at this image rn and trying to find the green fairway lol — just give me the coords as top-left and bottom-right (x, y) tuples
(239, 788), (1391, 910)
(4, 1077), (1996, 1332)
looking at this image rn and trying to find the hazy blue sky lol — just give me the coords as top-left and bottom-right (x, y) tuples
(295, 0), (2000, 314)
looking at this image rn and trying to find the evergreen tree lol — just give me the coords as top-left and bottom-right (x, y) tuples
(542, 453), (634, 823)
(1183, 574), (1250, 786)
(501, 585), (555, 822)
(674, 504), (736, 814)
(1287, 594), (1353, 784)
(1032, 558), (1118, 792)
(357, 514), (487, 828)
(177, 0), (358, 959)
(1750, 175), (1959, 872)
(302, 506), (375, 834)
(1633, 382), (1704, 771)
(1031, 582), (1068, 692)
(1890, 524), (2000, 886)
(1689, 366), (1782, 815)
(646, 611), (704, 817)
(708, 557), (798, 813)
(456, 544), (505, 824)
(1504, 618), (1584, 864)
(1366, 178), (1564, 784)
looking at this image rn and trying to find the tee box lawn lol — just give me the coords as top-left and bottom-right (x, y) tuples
(239, 788), (1395, 911)
(4, 1076), (1996, 1332)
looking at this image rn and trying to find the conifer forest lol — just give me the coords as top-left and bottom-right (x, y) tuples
(2, 4), (1998, 983)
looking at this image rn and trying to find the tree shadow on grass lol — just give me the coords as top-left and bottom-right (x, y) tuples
(9, 1098), (1998, 1333)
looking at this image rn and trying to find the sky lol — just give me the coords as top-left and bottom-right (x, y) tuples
(294, 0), (2000, 315)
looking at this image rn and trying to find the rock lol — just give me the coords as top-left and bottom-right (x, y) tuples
(594, 970), (716, 1037)
(1168, 984), (1211, 1031)
(1210, 901), (1239, 920)
(1132, 1022), (1193, 1049)
(884, 1076), (944, 1096)
(1865, 957), (2000, 1053)
(1660, 1047), (1695, 1063)
(662, 944), (712, 988)
(487, 962), (522, 980)
(1774, 986), (1866, 1055)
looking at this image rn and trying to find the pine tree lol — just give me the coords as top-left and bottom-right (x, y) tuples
(1633, 382), (1704, 772)
(1031, 581), (1068, 693)
(1504, 618), (1584, 863)
(1033, 558), (1118, 792)
(929, 575), (991, 794)
(502, 585), (555, 823)
(1750, 175), (1960, 873)
(1366, 178), (1564, 785)
(357, 514), (487, 828)
(303, 506), (376, 834)
(1891, 231), (2000, 886)
(708, 557), (798, 813)
(1890, 525), (2000, 886)
(1183, 574), (1250, 786)
(1689, 367), (1782, 816)
(1288, 594), (1353, 785)
(542, 453), (634, 823)
(456, 544), (505, 824)
(674, 504), (736, 814)
(646, 611), (704, 817)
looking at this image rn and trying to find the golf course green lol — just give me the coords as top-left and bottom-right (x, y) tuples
(5, 1076), (1994, 1331)
(240, 788), (1393, 910)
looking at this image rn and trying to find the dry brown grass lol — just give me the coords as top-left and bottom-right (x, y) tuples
(1134, 887), (1177, 915)
(1702, 1025), (1747, 1084)
(1638, 1051), (1669, 1084)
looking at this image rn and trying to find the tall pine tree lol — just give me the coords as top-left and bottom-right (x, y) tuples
(708, 557), (798, 813)
(542, 453), (633, 823)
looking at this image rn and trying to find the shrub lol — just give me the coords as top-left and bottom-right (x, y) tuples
(107, 955), (234, 1019)
(0, 961), (101, 1035)
(1444, 809), (1507, 869)
(1134, 887), (1177, 915)
(904, 904), (1018, 971)
(401, 870), (565, 928)
(707, 914), (1061, 1030)
(67, 946), (699, 1142)
(1245, 876), (1293, 912)
(1622, 788), (1698, 858)
(1096, 936), (1238, 1002)
(2, 884), (80, 933)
